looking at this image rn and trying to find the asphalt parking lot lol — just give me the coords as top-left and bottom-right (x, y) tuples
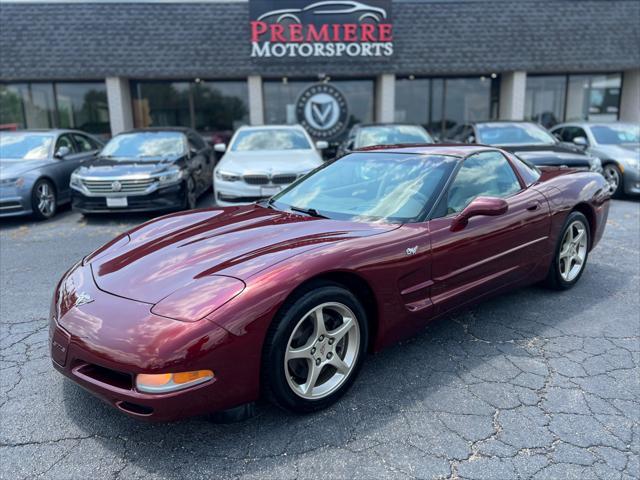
(0, 196), (638, 480)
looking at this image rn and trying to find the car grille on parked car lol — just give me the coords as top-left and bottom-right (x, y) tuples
(81, 178), (155, 195)
(243, 174), (298, 186)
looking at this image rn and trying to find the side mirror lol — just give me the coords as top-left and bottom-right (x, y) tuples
(214, 143), (226, 153)
(54, 146), (71, 159)
(451, 196), (508, 232)
(315, 140), (329, 150)
(573, 136), (588, 147)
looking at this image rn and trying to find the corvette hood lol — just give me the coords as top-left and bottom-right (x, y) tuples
(88, 205), (398, 304)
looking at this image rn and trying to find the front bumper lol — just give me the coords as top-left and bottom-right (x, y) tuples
(622, 165), (640, 195)
(0, 186), (32, 217)
(214, 179), (287, 206)
(71, 183), (185, 213)
(49, 265), (253, 422)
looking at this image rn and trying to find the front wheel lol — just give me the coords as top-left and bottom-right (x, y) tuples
(262, 283), (368, 413)
(603, 163), (623, 197)
(31, 179), (57, 220)
(183, 175), (197, 210)
(544, 211), (590, 290)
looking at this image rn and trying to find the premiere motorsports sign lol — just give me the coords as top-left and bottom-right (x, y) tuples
(250, 0), (393, 59)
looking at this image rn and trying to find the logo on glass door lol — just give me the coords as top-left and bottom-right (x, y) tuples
(296, 83), (349, 139)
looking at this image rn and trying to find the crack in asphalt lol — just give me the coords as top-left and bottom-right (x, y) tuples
(1, 199), (639, 479)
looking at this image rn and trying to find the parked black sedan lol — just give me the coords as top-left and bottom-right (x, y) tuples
(443, 121), (602, 173)
(70, 128), (214, 214)
(0, 129), (102, 220)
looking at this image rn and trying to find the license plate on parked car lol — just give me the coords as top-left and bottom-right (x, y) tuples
(261, 186), (280, 197)
(106, 197), (128, 208)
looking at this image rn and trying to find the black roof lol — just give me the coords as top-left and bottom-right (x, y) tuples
(0, 0), (638, 80)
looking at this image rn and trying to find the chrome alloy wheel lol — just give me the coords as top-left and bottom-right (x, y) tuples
(603, 164), (620, 194)
(284, 302), (360, 400)
(36, 182), (55, 217)
(559, 220), (588, 282)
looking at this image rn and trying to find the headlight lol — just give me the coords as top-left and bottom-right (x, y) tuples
(157, 168), (184, 186)
(590, 156), (602, 172)
(215, 170), (241, 182)
(0, 177), (24, 187)
(136, 370), (214, 394)
(70, 173), (82, 188)
(151, 275), (245, 322)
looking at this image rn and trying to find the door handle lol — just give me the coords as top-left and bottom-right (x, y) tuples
(527, 202), (541, 211)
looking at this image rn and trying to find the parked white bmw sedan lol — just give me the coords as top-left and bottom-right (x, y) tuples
(213, 125), (326, 206)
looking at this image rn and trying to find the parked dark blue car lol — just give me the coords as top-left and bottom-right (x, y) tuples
(0, 130), (103, 219)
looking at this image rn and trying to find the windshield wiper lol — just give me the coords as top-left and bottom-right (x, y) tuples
(290, 205), (328, 219)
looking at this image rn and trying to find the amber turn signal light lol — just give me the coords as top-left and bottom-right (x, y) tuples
(136, 370), (214, 393)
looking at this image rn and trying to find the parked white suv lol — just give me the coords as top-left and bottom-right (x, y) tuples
(213, 125), (326, 206)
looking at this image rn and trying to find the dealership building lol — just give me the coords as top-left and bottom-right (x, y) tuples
(0, 0), (639, 144)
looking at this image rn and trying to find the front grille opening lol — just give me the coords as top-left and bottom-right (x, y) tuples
(117, 401), (154, 416)
(77, 363), (133, 390)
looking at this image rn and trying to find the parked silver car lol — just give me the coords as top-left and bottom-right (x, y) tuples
(0, 130), (103, 219)
(551, 122), (640, 196)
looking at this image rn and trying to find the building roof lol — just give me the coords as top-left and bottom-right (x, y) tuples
(0, 0), (638, 80)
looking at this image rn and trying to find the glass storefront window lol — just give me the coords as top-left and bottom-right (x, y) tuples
(0, 82), (108, 135)
(56, 82), (110, 135)
(395, 76), (495, 139)
(0, 84), (27, 129)
(524, 76), (566, 128)
(132, 80), (249, 141)
(566, 74), (621, 122)
(525, 73), (621, 128)
(263, 79), (374, 128)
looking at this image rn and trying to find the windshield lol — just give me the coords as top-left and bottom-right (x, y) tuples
(476, 123), (557, 146)
(271, 152), (457, 222)
(0, 133), (54, 160)
(231, 129), (311, 151)
(101, 132), (185, 159)
(357, 125), (433, 148)
(591, 124), (640, 145)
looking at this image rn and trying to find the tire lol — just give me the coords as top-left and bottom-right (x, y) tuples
(261, 282), (369, 413)
(183, 175), (197, 210)
(603, 163), (623, 198)
(544, 211), (590, 290)
(31, 179), (57, 220)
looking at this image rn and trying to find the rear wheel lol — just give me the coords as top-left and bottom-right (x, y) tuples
(544, 211), (590, 290)
(262, 283), (368, 413)
(603, 163), (622, 197)
(184, 175), (197, 210)
(31, 179), (57, 220)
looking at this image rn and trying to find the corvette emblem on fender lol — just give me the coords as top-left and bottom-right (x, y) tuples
(74, 292), (94, 308)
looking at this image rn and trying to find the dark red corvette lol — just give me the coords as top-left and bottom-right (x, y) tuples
(50, 145), (610, 421)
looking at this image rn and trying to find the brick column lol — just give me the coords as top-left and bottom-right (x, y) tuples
(248, 75), (264, 125)
(375, 74), (395, 123)
(620, 69), (640, 123)
(105, 77), (134, 135)
(499, 72), (527, 120)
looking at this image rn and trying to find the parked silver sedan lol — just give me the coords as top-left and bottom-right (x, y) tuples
(0, 130), (103, 219)
(551, 122), (640, 197)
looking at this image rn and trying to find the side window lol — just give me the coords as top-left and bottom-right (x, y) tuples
(561, 126), (588, 143)
(72, 134), (95, 152)
(551, 127), (563, 141)
(446, 151), (521, 215)
(188, 132), (206, 151)
(56, 134), (76, 153)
